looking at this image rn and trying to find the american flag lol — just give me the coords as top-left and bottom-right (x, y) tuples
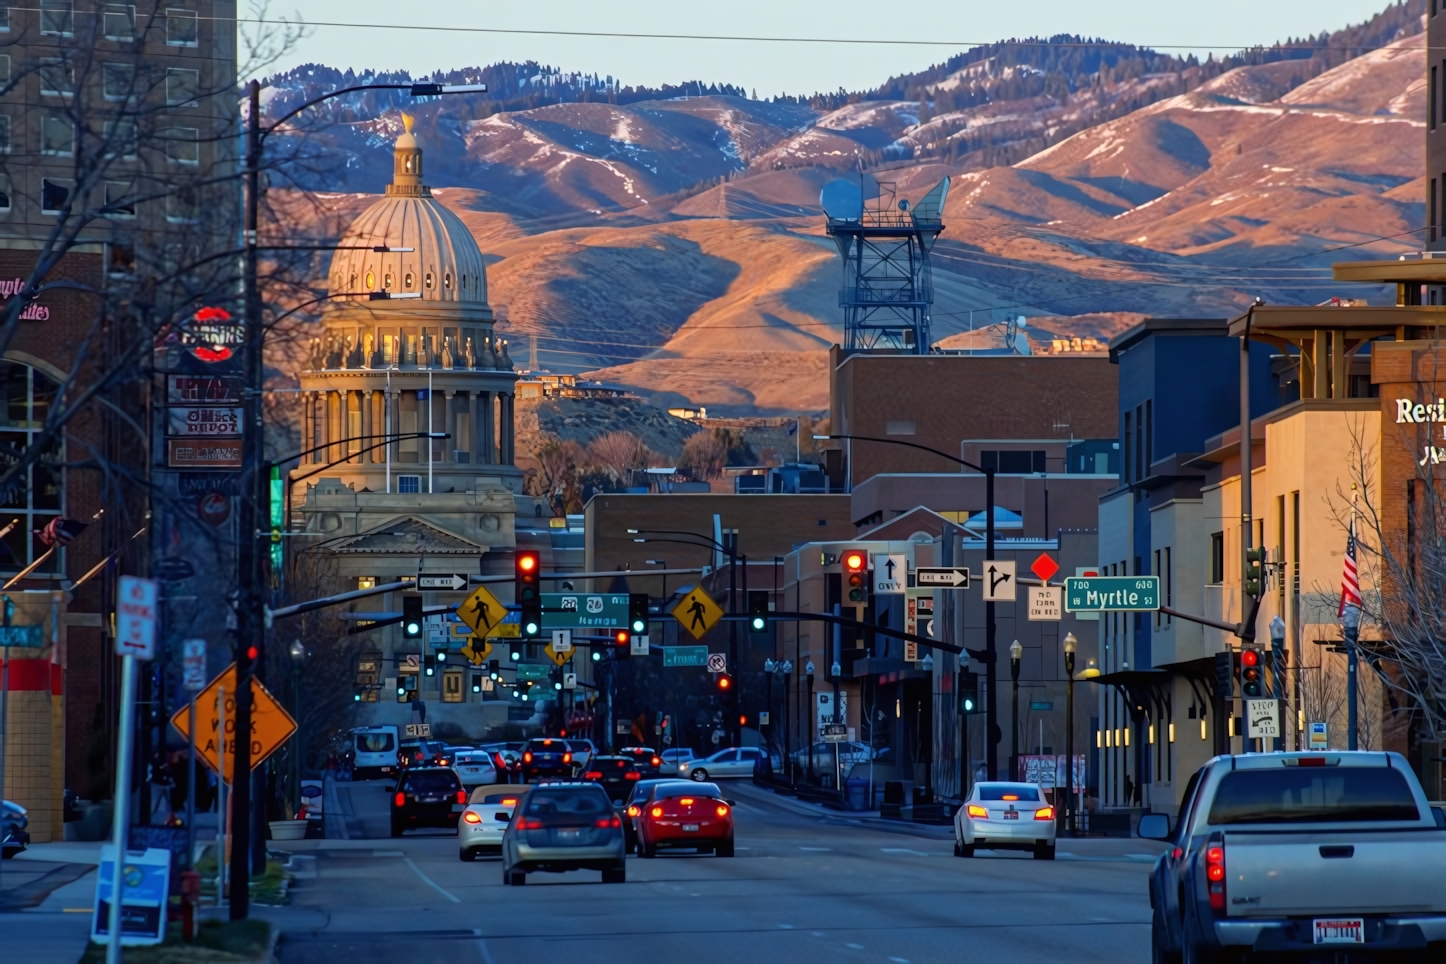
(1338, 519), (1362, 617)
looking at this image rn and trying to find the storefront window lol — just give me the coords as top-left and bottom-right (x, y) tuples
(0, 362), (63, 573)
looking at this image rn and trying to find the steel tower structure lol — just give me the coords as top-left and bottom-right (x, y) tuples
(822, 175), (950, 353)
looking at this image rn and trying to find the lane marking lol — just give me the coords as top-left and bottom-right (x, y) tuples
(880, 848), (931, 856)
(472, 927), (496, 964)
(799, 846), (832, 851)
(63, 908), (91, 913)
(405, 856), (461, 903)
(845, 942), (865, 949)
(1126, 853), (1157, 860)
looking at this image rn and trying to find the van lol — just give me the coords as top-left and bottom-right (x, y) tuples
(352, 725), (401, 778)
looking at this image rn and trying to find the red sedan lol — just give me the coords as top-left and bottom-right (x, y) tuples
(635, 783), (734, 857)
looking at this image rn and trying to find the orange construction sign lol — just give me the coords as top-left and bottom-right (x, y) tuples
(170, 663), (297, 784)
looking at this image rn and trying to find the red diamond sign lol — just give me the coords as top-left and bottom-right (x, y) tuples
(1030, 552), (1060, 584)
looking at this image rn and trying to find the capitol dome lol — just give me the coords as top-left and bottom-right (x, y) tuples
(327, 114), (490, 309)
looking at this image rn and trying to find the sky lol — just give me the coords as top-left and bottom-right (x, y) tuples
(251, 0), (1408, 95)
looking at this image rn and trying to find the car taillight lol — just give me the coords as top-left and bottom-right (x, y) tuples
(625, 771), (640, 780)
(626, 805), (640, 818)
(967, 804), (988, 819)
(516, 817), (545, 830)
(595, 815), (621, 829)
(394, 792), (406, 807)
(1034, 806), (1055, 821)
(651, 756), (661, 766)
(680, 798), (695, 806)
(563, 752), (572, 763)
(716, 804), (729, 817)
(650, 806), (663, 818)
(457, 789), (467, 804)
(462, 811), (482, 824)
(523, 752), (533, 763)
(585, 771), (603, 780)
(1206, 844), (1226, 913)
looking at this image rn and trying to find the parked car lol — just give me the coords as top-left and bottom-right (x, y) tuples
(1145, 751), (1446, 962)
(458, 784), (530, 861)
(790, 741), (875, 772)
(2, 799), (29, 858)
(619, 746), (663, 777)
(501, 782), (627, 885)
(389, 767), (467, 837)
(659, 748), (696, 773)
(679, 747), (768, 781)
(953, 782), (1055, 859)
(351, 726), (400, 779)
(581, 756), (641, 802)
(520, 738), (576, 780)
(635, 781), (734, 857)
(452, 750), (499, 788)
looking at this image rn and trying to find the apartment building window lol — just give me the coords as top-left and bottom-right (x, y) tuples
(103, 3), (135, 40)
(1144, 399), (1153, 471)
(0, 54), (10, 86)
(104, 181), (135, 217)
(166, 8), (199, 46)
(1163, 546), (1172, 624)
(103, 63), (136, 102)
(1154, 549), (1162, 626)
(103, 121), (138, 160)
(166, 68), (199, 108)
(978, 450), (1045, 473)
(1209, 531), (1224, 584)
(1134, 404), (1145, 479)
(1291, 491), (1300, 599)
(0, 115), (10, 155)
(165, 185), (200, 223)
(0, 175), (11, 212)
(40, 115), (73, 156)
(1435, 66), (1440, 132)
(163, 127), (199, 164)
(40, 0), (73, 37)
(0, 9), (9, 32)
(40, 178), (73, 214)
(0, 363), (64, 574)
(38, 60), (74, 97)
(1434, 177), (1440, 245)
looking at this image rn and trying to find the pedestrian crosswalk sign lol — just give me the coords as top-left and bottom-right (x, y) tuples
(459, 636), (492, 666)
(672, 586), (723, 640)
(456, 584), (507, 637)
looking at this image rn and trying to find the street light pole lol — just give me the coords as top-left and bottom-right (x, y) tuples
(1342, 604), (1360, 751)
(1063, 632), (1076, 837)
(1010, 639), (1022, 783)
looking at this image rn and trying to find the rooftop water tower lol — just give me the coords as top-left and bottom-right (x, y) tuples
(821, 174), (950, 354)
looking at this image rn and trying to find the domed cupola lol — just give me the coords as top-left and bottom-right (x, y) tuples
(327, 114), (491, 312)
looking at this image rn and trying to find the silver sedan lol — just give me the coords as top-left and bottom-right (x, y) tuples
(953, 782), (1056, 859)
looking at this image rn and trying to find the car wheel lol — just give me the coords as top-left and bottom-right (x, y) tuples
(390, 822), (402, 838)
(716, 840), (735, 857)
(508, 870), (527, 887)
(459, 848), (476, 862)
(641, 840), (656, 859)
(1152, 908), (1182, 964)
(690, 769), (708, 781)
(602, 866), (626, 884)
(953, 839), (962, 857)
(958, 843), (975, 858)
(1033, 843), (1056, 861)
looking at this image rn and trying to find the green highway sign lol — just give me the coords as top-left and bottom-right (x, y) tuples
(541, 592), (630, 630)
(662, 645), (708, 667)
(1064, 576), (1160, 612)
(515, 663), (552, 682)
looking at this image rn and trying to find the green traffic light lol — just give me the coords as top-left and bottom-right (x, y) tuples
(591, 651), (601, 662)
(632, 618), (646, 633)
(751, 617), (765, 631)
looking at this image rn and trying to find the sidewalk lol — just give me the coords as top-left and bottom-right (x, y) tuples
(0, 846), (99, 964)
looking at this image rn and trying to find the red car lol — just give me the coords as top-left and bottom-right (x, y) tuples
(635, 782), (734, 857)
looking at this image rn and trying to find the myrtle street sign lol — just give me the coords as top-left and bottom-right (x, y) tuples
(1063, 576), (1160, 613)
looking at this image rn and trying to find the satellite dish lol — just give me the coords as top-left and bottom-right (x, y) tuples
(820, 179), (863, 222)
(910, 177), (950, 224)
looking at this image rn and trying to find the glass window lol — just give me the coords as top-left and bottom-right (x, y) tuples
(977, 784), (1043, 802)
(38, 60), (73, 96)
(105, 181), (135, 217)
(523, 788), (609, 817)
(0, 54), (10, 85)
(475, 790), (521, 805)
(0, 9), (9, 32)
(656, 783), (719, 799)
(103, 121), (138, 160)
(166, 68), (199, 107)
(0, 364), (64, 574)
(0, 174), (10, 212)
(103, 4), (135, 40)
(0, 116), (10, 156)
(710, 750), (738, 762)
(1207, 768), (1420, 825)
(102, 62), (134, 102)
(166, 8), (198, 46)
(40, 0), (73, 36)
(397, 475), (420, 493)
(165, 186), (200, 223)
(163, 127), (199, 164)
(356, 732), (395, 753)
(41, 115), (73, 155)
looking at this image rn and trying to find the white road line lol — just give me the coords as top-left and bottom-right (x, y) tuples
(405, 857), (461, 903)
(880, 848), (931, 856)
(472, 927), (496, 964)
(799, 846), (832, 851)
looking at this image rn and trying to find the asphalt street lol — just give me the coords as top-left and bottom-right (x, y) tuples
(260, 778), (1161, 964)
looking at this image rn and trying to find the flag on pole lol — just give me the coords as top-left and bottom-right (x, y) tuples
(1338, 519), (1362, 617)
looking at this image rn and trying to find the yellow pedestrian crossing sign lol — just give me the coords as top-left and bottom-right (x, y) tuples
(460, 636), (492, 666)
(457, 584), (506, 638)
(672, 586), (723, 640)
(545, 642), (570, 667)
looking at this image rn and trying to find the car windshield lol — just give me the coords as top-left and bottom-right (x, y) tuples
(566, 741), (593, 752)
(523, 788), (612, 820)
(471, 789), (523, 805)
(524, 739), (562, 752)
(1207, 767), (1421, 824)
(455, 752), (486, 764)
(978, 784), (1042, 802)
(356, 732), (394, 752)
(402, 771), (460, 793)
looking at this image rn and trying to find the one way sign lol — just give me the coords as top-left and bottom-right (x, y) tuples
(873, 553), (907, 595)
(417, 574), (468, 591)
(982, 560), (1017, 602)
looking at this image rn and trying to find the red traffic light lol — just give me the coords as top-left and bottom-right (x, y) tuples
(717, 675), (732, 691)
(517, 551), (538, 573)
(843, 550), (866, 573)
(738, 715), (747, 726)
(1241, 649), (1260, 667)
(246, 645), (259, 661)
(614, 629), (630, 646)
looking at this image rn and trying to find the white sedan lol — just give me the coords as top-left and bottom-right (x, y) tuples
(452, 750), (499, 788)
(954, 782), (1056, 860)
(458, 784), (528, 861)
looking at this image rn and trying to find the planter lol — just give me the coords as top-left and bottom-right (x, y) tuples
(268, 819), (308, 841)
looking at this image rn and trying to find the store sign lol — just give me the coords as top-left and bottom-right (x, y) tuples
(1393, 398), (1446, 423)
(167, 439), (243, 468)
(167, 407), (242, 437)
(167, 375), (241, 404)
(179, 306), (243, 362)
(0, 278), (50, 321)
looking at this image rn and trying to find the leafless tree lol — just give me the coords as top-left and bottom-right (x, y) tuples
(680, 430), (727, 480)
(588, 430), (648, 486)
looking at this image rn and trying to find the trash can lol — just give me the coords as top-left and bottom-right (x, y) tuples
(845, 779), (870, 811)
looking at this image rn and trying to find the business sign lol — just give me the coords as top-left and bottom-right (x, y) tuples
(167, 406), (242, 437)
(1028, 586), (1063, 621)
(1063, 576), (1160, 612)
(0, 625), (43, 646)
(662, 645), (708, 667)
(905, 595), (933, 660)
(91, 846), (170, 946)
(1309, 720), (1329, 750)
(872, 553), (906, 595)
(167, 375), (241, 404)
(1246, 699), (1279, 740)
(179, 306), (243, 363)
(167, 438), (243, 468)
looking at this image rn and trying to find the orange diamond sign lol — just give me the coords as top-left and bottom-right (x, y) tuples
(170, 663), (297, 784)
(1030, 552), (1060, 584)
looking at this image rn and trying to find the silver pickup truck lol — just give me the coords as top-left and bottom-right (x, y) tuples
(1144, 751), (1446, 963)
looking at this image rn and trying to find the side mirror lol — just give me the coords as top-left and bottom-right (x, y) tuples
(726, 800), (737, 807)
(1138, 814), (1171, 840)
(495, 812), (512, 822)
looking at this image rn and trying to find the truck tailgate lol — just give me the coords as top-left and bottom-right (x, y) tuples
(1224, 830), (1446, 916)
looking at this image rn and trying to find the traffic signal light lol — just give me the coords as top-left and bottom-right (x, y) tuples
(1241, 647), (1264, 698)
(516, 550), (541, 637)
(471, 673), (482, 693)
(629, 593), (648, 634)
(436, 649), (447, 665)
(843, 548), (868, 602)
(613, 628), (631, 660)
(716, 674), (732, 692)
(747, 591), (768, 633)
(424, 654), (436, 676)
(1215, 651), (1235, 699)
(958, 670), (980, 714)
(402, 593), (423, 639)
(1243, 547), (1266, 597)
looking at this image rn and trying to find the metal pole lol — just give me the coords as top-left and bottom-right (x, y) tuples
(186, 695), (196, 863)
(1011, 652), (1020, 782)
(728, 544), (737, 748)
(1065, 649), (1075, 837)
(0, 638), (8, 895)
(985, 468), (998, 779)
(104, 654), (139, 964)
(1345, 624), (1359, 751)
(1240, 308), (1255, 637)
(216, 686), (226, 908)
(832, 603), (842, 796)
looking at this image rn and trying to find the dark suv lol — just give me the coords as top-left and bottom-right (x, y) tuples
(399, 739), (448, 770)
(390, 767), (466, 836)
(619, 746), (663, 777)
(520, 738), (575, 780)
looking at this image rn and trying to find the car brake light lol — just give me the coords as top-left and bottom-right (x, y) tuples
(650, 806), (663, 818)
(457, 789), (467, 805)
(462, 811), (482, 824)
(1297, 757), (1327, 767)
(595, 815), (622, 829)
(1034, 806), (1055, 821)
(523, 752), (533, 763)
(585, 771), (603, 780)
(625, 771), (640, 780)
(967, 805), (988, 819)
(1002, 794), (1019, 801)
(680, 797), (694, 805)
(1206, 844), (1226, 913)
(563, 752), (572, 763)
(716, 804), (729, 817)
(651, 756), (661, 766)
(627, 805), (640, 817)
(394, 792), (406, 807)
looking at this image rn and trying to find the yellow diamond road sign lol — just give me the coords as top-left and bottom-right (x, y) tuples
(672, 586), (724, 640)
(456, 584), (506, 637)
(170, 664), (297, 784)
(460, 636), (492, 666)
(545, 642), (570, 667)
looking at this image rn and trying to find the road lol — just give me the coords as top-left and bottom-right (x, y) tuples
(261, 778), (1160, 963)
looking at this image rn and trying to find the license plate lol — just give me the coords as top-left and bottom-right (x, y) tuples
(683, 824), (699, 832)
(1313, 918), (1364, 944)
(1003, 811), (1019, 820)
(558, 829), (581, 841)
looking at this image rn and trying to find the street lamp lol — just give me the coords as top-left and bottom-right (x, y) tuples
(288, 640), (306, 815)
(1010, 639), (1023, 782)
(805, 660), (816, 781)
(1269, 615), (1286, 751)
(1062, 632), (1076, 836)
(1342, 603), (1360, 751)
(815, 432), (1002, 778)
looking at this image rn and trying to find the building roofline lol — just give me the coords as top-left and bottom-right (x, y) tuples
(1108, 317), (1229, 361)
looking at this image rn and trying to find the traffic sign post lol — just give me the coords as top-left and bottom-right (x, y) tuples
(459, 637), (492, 666)
(706, 652), (728, 674)
(417, 574), (468, 590)
(544, 592), (631, 630)
(550, 629), (572, 653)
(663, 646), (708, 667)
(456, 585), (507, 638)
(916, 567), (969, 588)
(1030, 552), (1060, 584)
(1246, 699), (1279, 740)
(168, 664), (298, 783)
(630, 635), (650, 656)
(982, 560), (1017, 602)
(1063, 576), (1160, 613)
(872, 553), (906, 594)
(672, 587), (724, 640)
(1027, 586), (1062, 621)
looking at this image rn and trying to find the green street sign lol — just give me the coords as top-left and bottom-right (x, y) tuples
(662, 645), (708, 667)
(515, 663), (552, 682)
(1064, 576), (1160, 613)
(0, 625), (42, 646)
(542, 592), (630, 629)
